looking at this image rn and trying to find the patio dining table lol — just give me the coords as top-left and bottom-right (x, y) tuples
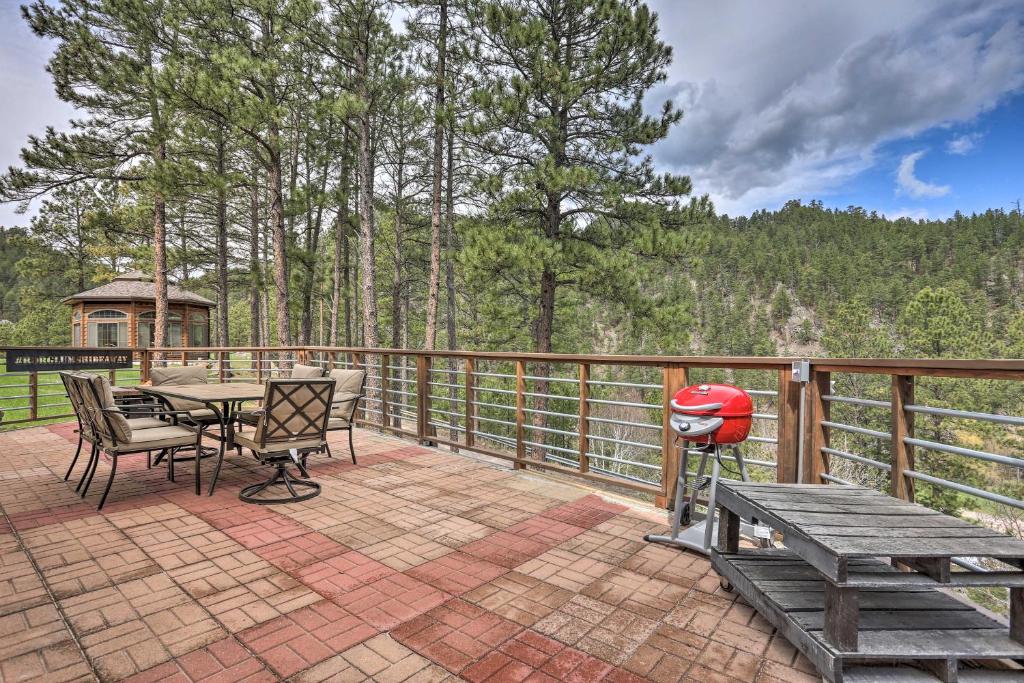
(138, 382), (266, 495)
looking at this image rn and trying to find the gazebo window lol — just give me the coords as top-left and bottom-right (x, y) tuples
(72, 310), (81, 347)
(188, 313), (209, 347)
(137, 311), (183, 348)
(87, 309), (128, 348)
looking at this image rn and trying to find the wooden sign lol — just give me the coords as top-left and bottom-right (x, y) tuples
(4, 349), (134, 373)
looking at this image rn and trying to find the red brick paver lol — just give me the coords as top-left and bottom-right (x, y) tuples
(0, 423), (823, 683)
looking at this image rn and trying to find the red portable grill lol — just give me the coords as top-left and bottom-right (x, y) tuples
(646, 383), (764, 555)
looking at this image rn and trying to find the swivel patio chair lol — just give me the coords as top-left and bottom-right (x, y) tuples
(324, 368), (367, 464)
(75, 373), (201, 509)
(235, 362), (326, 431)
(235, 378), (335, 504)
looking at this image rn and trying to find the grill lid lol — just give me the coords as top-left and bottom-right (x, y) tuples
(670, 383), (753, 418)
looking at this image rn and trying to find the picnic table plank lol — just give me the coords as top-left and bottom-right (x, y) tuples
(712, 482), (1024, 681)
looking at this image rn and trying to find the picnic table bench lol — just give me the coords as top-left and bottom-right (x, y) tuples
(711, 482), (1024, 682)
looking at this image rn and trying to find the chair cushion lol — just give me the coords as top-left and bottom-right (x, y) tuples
(233, 428), (324, 453)
(150, 365), (209, 386)
(185, 408), (219, 421)
(291, 364), (325, 379)
(329, 369), (365, 394)
(126, 416), (166, 429)
(167, 396), (208, 412)
(116, 425), (197, 451)
(89, 375), (132, 444)
(150, 366), (209, 412)
(327, 416), (351, 430)
(328, 370), (365, 418)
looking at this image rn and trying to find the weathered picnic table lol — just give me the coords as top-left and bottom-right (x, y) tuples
(711, 481), (1024, 682)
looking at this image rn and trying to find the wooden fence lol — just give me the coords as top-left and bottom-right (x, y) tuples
(3, 346), (1024, 512)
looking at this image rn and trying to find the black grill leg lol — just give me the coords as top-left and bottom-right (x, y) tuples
(65, 437), (83, 481)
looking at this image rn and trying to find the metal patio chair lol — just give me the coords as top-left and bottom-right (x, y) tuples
(148, 364), (221, 462)
(75, 373), (201, 509)
(61, 372), (168, 488)
(235, 378), (335, 504)
(324, 368), (367, 464)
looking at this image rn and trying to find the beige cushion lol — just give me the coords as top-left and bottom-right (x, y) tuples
(151, 364), (209, 386)
(233, 428), (324, 453)
(328, 370), (365, 417)
(126, 416), (166, 429)
(329, 369), (365, 394)
(327, 416), (351, 430)
(89, 375), (132, 444)
(184, 408), (218, 421)
(114, 425), (197, 451)
(291, 364), (324, 379)
(150, 365), (209, 412)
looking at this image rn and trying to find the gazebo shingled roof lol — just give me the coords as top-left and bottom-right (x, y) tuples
(62, 270), (215, 307)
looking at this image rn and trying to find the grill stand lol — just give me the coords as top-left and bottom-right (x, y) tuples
(645, 442), (760, 556)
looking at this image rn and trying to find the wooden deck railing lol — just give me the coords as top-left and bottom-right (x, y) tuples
(3, 346), (1024, 515)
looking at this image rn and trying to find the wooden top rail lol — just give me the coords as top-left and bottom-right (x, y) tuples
(4, 345), (1023, 377)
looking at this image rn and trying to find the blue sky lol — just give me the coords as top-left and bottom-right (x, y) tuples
(0, 0), (1022, 226)
(811, 94), (1024, 220)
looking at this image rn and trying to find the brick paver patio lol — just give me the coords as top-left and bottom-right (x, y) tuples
(0, 422), (818, 682)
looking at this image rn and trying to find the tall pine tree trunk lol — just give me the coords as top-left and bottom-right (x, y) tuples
(153, 140), (169, 350)
(215, 128), (229, 347)
(444, 128), (457, 352)
(444, 126), (458, 443)
(355, 111), (379, 348)
(330, 131), (350, 347)
(249, 164), (262, 348)
(424, 0), (448, 350)
(268, 137), (291, 346)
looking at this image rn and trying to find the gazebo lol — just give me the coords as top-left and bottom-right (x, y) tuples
(63, 270), (215, 348)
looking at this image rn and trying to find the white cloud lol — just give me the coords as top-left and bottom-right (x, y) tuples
(648, 0), (1024, 214)
(888, 207), (930, 221)
(896, 151), (951, 198)
(946, 133), (980, 154)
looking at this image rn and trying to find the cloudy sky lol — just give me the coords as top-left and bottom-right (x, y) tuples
(1, 0), (1022, 226)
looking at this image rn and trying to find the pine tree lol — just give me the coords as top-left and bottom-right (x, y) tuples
(465, 0), (699, 354)
(4, 0), (182, 347)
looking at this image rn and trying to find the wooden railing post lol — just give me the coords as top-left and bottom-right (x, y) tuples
(255, 350), (263, 382)
(465, 357), (476, 448)
(776, 367), (801, 484)
(804, 369), (831, 484)
(140, 349), (150, 383)
(657, 364), (688, 509)
(218, 351), (226, 383)
(891, 374), (915, 501)
(380, 354), (390, 429)
(578, 363), (590, 473)
(29, 371), (38, 421)
(352, 352), (365, 423)
(514, 360), (526, 469)
(416, 355), (434, 445)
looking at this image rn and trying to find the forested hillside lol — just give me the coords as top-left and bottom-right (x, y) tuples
(3, 200), (1023, 364)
